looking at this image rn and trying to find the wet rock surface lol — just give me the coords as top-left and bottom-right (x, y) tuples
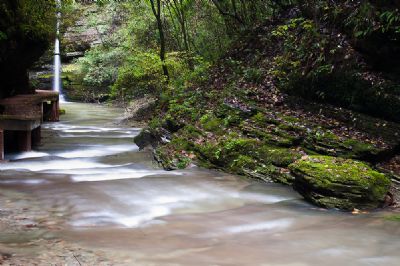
(62, 5), (102, 56)
(289, 155), (392, 210)
(122, 97), (157, 125)
(0, 189), (119, 265)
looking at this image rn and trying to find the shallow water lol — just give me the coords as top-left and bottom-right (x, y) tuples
(1, 102), (400, 265)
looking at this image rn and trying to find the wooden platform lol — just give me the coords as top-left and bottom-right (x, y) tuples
(0, 90), (59, 160)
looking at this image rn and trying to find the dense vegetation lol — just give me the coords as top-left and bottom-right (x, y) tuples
(63, 0), (400, 121)
(0, 0), (58, 98)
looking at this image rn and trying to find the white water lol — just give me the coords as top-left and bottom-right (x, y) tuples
(53, 0), (65, 102)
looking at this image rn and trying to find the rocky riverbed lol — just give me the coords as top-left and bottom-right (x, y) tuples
(0, 188), (124, 265)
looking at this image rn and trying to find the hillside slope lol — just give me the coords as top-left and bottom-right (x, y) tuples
(134, 16), (400, 211)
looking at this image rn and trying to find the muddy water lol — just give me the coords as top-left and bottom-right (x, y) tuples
(1, 102), (400, 265)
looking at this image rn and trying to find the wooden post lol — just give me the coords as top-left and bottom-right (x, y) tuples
(50, 100), (59, 122)
(18, 130), (32, 152)
(32, 126), (41, 147)
(0, 130), (4, 161)
(40, 102), (44, 123)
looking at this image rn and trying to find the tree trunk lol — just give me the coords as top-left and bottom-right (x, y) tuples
(149, 0), (169, 80)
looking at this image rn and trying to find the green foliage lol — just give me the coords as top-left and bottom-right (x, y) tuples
(0, 31), (6, 41)
(77, 46), (123, 88)
(0, 0), (57, 96)
(345, 3), (400, 38)
(111, 51), (166, 100)
(243, 67), (263, 83)
(271, 18), (340, 91)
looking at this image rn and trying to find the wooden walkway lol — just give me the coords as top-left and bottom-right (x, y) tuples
(0, 90), (59, 160)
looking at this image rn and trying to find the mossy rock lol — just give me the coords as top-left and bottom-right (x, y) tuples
(154, 146), (191, 170)
(134, 129), (162, 150)
(229, 155), (257, 174)
(216, 102), (257, 121)
(256, 165), (294, 185)
(195, 137), (260, 167)
(199, 114), (225, 133)
(241, 124), (300, 147)
(289, 155), (391, 210)
(303, 130), (382, 160)
(258, 145), (302, 167)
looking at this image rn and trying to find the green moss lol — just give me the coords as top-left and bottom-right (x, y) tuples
(384, 214), (400, 222)
(252, 112), (267, 125)
(230, 155), (257, 173)
(289, 155), (391, 210)
(199, 114), (224, 133)
(316, 197), (355, 211)
(181, 125), (203, 138)
(277, 123), (304, 133)
(223, 137), (259, 154)
(342, 139), (380, 158)
(196, 142), (223, 165)
(195, 135), (261, 168)
(154, 146), (192, 170)
(154, 147), (175, 170)
(37, 73), (54, 79)
(223, 113), (243, 126)
(258, 146), (302, 167)
(176, 156), (192, 169)
(290, 156), (389, 195)
(279, 115), (301, 124)
(242, 125), (298, 147)
(304, 130), (382, 159)
(148, 117), (163, 130)
(255, 165), (295, 185)
(215, 102), (256, 124)
(250, 112), (280, 127)
(169, 137), (192, 151)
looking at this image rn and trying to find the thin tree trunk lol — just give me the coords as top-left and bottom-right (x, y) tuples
(149, 0), (169, 79)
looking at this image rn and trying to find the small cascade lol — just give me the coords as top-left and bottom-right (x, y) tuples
(53, 0), (65, 102)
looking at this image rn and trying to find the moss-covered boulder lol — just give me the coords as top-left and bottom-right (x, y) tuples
(289, 156), (391, 210)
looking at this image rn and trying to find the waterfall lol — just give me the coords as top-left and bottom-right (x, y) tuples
(53, 0), (65, 102)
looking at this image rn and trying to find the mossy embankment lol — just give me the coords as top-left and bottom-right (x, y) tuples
(134, 18), (400, 211)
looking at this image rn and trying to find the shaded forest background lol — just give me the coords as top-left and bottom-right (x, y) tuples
(1, 0), (399, 122)
(57, 0), (400, 123)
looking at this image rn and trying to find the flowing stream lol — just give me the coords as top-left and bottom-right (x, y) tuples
(0, 102), (400, 265)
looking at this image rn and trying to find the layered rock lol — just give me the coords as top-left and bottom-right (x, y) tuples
(289, 155), (391, 210)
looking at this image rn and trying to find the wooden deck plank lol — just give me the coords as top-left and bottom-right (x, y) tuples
(0, 90), (59, 122)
